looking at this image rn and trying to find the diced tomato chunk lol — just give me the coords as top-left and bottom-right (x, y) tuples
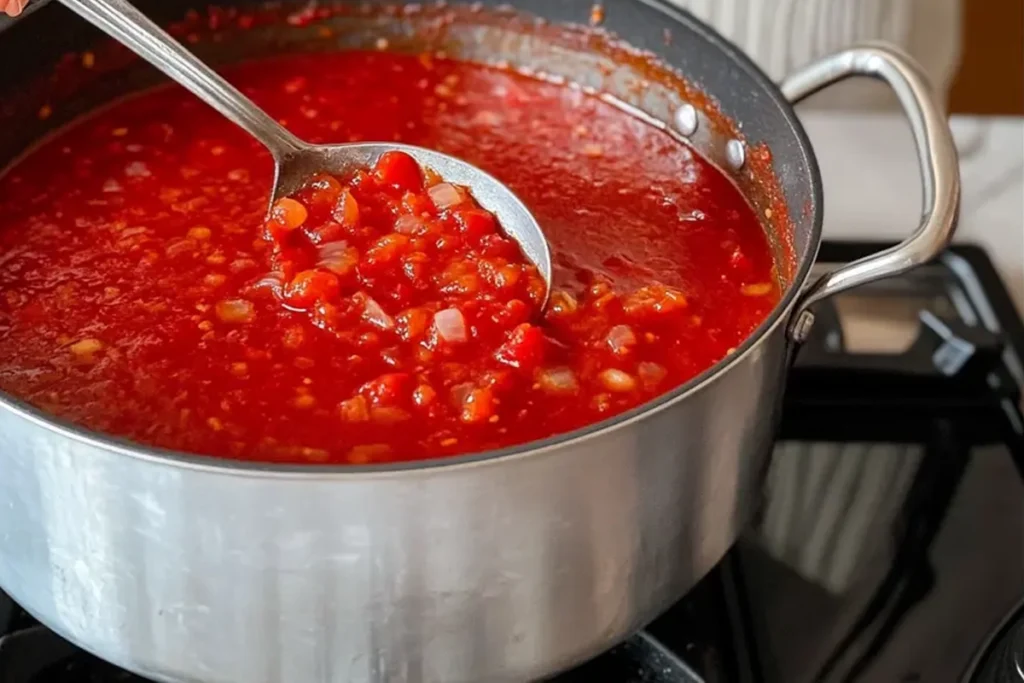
(308, 221), (345, 243)
(494, 298), (531, 327)
(495, 323), (546, 370)
(339, 395), (370, 422)
(373, 150), (423, 192)
(622, 284), (688, 318)
(454, 208), (497, 240)
(422, 166), (443, 186)
(332, 188), (360, 228)
(365, 233), (411, 266)
(359, 372), (412, 406)
(396, 307), (431, 341)
(480, 369), (515, 393)
(412, 383), (437, 407)
(267, 197), (307, 235)
(400, 251), (430, 284)
(305, 174), (343, 212)
(402, 191), (434, 217)
(459, 387), (495, 424)
(284, 269), (339, 308)
(478, 233), (521, 259)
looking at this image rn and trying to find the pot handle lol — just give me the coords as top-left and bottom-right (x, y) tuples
(780, 44), (961, 343)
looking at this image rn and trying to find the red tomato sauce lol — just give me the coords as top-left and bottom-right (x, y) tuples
(0, 51), (781, 465)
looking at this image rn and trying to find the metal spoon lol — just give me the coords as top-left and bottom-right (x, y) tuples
(57, 0), (553, 300)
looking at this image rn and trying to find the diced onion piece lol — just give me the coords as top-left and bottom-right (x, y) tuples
(622, 284), (688, 318)
(605, 324), (637, 356)
(165, 239), (196, 258)
(317, 241), (349, 258)
(317, 241), (359, 276)
(257, 272), (284, 286)
(654, 287), (687, 312)
(434, 307), (468, 343)
(253, 272), (285, 298)
(548, 290), (579, 317)
(230, 259), (257, 274)
(215, 298), (255, 324)
(599, 368), (637, 393)
(741, 282), (772, 297)
(346, 443), (391, 464)
(299, 447), (329, 462)
(69, 338), (104, 356)
(358, 293), (395, 331)
(187, 226), (211, 241)
(293, 393), (316, 409)
(638, 362), (667, 387)
(472, 110), (502, 126)
(428, 182), (466, 210)
(125, 161), (151, 178)
(394, 214), (422, 235)
(536, 367), (579, 395)
(450, 382), (474, 408)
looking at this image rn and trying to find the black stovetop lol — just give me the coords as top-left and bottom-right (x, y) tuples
(2, 242), (1022, 683)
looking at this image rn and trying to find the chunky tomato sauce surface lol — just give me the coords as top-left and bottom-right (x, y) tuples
(0, 51), (780, 464)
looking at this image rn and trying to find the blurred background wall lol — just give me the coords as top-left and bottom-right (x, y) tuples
(950, 0), (1023, 115)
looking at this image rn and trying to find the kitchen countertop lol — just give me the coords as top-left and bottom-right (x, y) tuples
(796, 112), (1023, 315)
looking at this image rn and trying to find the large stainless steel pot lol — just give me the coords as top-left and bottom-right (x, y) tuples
(0, 1), (959, 681)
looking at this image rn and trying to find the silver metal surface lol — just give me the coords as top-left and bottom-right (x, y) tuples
(674, 103), (698, 136)
(56, 0), (554, 299)
(781, 44), (961, 342)
(725, 139), (745, 170)
(0, 3), (960, 682)
(0, 328), (789, 683)
(960, 595), (1024, 683)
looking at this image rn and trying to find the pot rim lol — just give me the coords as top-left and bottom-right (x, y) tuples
(0, 0), (824, 479)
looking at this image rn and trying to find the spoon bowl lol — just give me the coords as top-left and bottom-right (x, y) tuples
(57, 0), (553, 304)
(274, 142), (553, 292)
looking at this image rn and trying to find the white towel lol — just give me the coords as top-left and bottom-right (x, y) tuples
(666, 0), (962, 108)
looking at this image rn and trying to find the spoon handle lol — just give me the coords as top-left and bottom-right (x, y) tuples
(58, 0), (304, 160)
